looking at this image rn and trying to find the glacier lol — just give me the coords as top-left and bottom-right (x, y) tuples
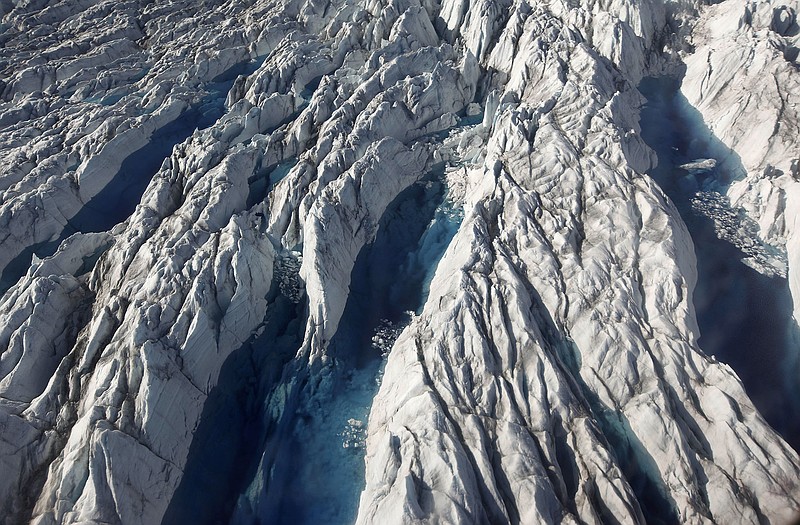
(0, 0), (799, 524)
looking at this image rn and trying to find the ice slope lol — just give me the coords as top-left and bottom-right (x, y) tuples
(0, 0), (797, 524)
(359, 2), (800, 523)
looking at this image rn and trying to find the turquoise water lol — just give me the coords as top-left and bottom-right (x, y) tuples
(168, 162), (467, 525)
(230, 166), (464, 525)
(168, 99), (474, 524)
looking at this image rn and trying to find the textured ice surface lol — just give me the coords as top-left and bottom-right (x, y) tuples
(162, 252), (306, 525)
(229, 148), (468, 525)
(1, 0), (800, 523)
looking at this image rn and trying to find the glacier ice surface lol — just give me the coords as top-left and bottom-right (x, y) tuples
(1, 0), (800, 523)
(231, 161), (467, 524)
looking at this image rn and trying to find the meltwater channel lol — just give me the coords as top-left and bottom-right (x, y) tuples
(165, 159), (465, 524)
(234, 164), (464, 525)
(638, 76), (800, 451)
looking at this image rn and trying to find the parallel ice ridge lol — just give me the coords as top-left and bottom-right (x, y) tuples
(359, 1), (800, 524)
(227, 104), (482, 524)
(0, 0), (798, 525)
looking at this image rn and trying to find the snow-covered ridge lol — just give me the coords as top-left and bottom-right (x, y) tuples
(0, 0), (798, 523)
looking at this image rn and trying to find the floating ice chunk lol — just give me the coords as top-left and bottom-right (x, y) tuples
(679, 158), (717, 171)
(371, 318), (407, 358)
(342, 418), (367, 450)
(691, 190), (788, 277)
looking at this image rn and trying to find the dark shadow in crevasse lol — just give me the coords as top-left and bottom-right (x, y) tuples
(519, 263), (680, 524)
(0, 62), (258, 295)
(71, 115), (202, 233)
(239, 167), (463, 525)
(637, 74), (800, 452)
(162, 257), (307, 525)
(74, 58), (260, 233)
(73, 58), (257, 234)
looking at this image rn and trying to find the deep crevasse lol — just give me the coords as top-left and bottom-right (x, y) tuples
(638, 75), (800, 451)
(0, 0), (798, 524)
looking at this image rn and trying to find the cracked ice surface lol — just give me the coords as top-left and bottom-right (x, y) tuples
(0, 0), (798, 524)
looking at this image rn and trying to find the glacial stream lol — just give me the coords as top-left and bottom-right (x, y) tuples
(638, 76), (800, 451)
(234, 165), (464, 525)
(164, 159), (465, 524)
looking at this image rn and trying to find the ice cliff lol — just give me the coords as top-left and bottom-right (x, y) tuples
(0, 0), (798, 523)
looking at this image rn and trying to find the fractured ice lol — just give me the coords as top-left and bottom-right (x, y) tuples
(1, 0), (800, 524)
(691, 190), (788, 277)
